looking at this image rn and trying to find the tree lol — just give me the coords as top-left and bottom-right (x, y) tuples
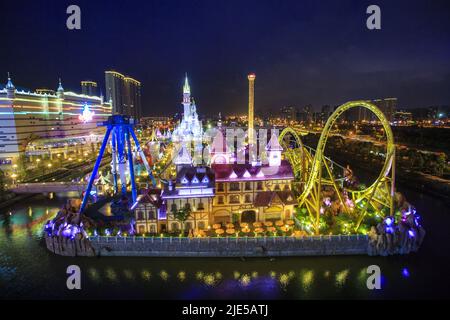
(173, 205), (192, 234)
(436, 153), (447, 177)
(0, 169), (6, 193)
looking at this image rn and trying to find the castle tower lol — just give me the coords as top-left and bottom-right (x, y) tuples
(56, 78), (64, 98)
(5, 72), (15, 99)
(247, 73), (256, 145)
(182, 73), (191, 121)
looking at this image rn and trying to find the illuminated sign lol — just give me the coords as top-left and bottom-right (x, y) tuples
(79, 103), (95, 122)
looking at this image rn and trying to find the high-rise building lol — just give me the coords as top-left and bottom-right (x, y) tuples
(81, 81), (97, 96)
(247, 73), (256, 144)
(320, 105), (332, 122)
(297, 105), (313, 123)
(280, 106), (297, 122)
(105, 71), (142, 120)
(0, 75), (112, 166)
(372, 98), (397, 122)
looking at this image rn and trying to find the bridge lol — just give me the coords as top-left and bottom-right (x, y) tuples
(10, 182), (87, 193)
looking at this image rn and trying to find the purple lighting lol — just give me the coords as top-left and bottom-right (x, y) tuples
(385, 217), (393, 226)
(402, 268), (410, 278)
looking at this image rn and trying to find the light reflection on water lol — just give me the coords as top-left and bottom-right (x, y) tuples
(1, 191), (450, 299)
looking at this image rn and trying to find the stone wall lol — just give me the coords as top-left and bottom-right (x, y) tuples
(83, 235), (369, 257)
(45, 234), (95, 257)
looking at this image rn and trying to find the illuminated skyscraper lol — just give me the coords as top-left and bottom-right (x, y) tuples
(247, 73), (256, 144)
(105, 71), (142, 120)
(81, 81), (98, 96)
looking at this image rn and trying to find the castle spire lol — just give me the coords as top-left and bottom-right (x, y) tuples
(183, 73), (190, 95)
(6, 72), (15, 90)
(57, 78), (64, 91)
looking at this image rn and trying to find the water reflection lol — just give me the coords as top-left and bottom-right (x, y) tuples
(141, 270), (151, 281)
(177, 271), (186, 282)
(105, 268), (118, 282)
(335, 269), (350, 287)
(159, 270), (169, 281)
(300, 269), (314, 292)
(1, 191), (449, 299)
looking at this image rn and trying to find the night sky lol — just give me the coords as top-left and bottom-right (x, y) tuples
(0, 0), (449, 116)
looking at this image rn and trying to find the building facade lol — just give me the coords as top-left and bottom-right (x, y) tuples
(105, 71), (142, 120)
(133, 131), (296, 235)
(211, 132), (295, 224)
(0, 76), (112, 167)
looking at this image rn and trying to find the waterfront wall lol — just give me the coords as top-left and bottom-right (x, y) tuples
(70, 235), (370, 257)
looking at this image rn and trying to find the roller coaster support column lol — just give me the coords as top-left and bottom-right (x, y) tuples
(111, 129), (119, 194)
(126, 127), (137, 203)
(116, 124), (128, 197)
(79, 126), (112, 213)
(129, 129), (157, 187)
(390, 148), (396, 216)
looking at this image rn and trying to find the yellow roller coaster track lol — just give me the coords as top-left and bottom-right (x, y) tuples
(279, 101), (396, 234)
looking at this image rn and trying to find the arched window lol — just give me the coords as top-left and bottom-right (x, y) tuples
(148, 210), (156, 220)
(171, 203), (177, 213)
(230, 195), (240, 204)
(137, 211), (145, 220)
(171, 222), (179, 231)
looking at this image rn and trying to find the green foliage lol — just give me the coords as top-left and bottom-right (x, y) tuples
(173, 206), (192, 231)
(0, 169), (5, 192)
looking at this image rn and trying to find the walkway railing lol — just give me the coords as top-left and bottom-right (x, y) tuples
(91, 234), (368, 244)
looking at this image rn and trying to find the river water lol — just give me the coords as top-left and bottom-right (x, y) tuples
(0, 188), (449, 300)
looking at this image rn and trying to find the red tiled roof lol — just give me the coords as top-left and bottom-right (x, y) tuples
(212, 160), (293, 181)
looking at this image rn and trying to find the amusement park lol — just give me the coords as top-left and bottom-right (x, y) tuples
(42, 76), (425, 258)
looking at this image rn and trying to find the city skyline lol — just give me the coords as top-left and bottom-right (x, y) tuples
(0, 0), (449, 117)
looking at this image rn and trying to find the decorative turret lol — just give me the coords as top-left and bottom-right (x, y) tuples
(266, 130), (283, 167)
(5, 72), (15, 99)
(210, 129), (232, 164)
(57, 78), (64, 98)
(218, 112), (222, 128)
(174, 143), (192, 172)
(182, 73), (191, 121)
